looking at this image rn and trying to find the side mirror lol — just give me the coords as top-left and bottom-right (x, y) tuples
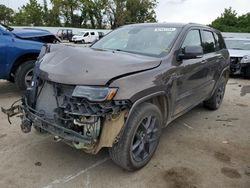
(178, 45), (203, 60)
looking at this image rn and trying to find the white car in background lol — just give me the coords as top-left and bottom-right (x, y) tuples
(224, 37), (250, 77)
(72, 31), (99, 43)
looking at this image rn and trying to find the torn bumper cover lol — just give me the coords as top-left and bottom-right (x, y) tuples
(23, 99), (94, 144)
(2, 81), (130, 154)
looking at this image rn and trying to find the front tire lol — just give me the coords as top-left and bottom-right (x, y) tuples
(15, 60), (35, 90)
(109, 102), (163, 171)
(204, 77), (226, 110)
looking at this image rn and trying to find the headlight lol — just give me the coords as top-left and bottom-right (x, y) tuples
(241, 55), (250, 64)
(72, 86), (118, 101)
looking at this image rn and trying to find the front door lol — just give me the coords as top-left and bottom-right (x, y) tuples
(173, 29), (211, 116)
(84, 32), (91, 43)
(0, 31), (11, 78)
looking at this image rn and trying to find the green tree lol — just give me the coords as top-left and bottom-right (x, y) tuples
(49, 0), (61, 26)
(126, 0), (157, 24)
(13, 0), (44, 26)
(80, 0), (108, 28)
(10, 0), (158, 28)
(52, 0), (80, 27)
(211, 7), (250, 32)
(107, 0), (157, 29)
(0, 4), (14, 25)
(108, 0), (126, 28)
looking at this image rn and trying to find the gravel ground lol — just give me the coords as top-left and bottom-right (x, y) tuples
(0, 78), (250, 188)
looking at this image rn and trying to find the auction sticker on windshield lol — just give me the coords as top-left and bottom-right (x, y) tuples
(154, 28), (176, 32)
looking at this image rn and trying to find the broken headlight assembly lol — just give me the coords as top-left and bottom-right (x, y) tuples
(72, 86), (118, 101)
(240, 55), (250, 64)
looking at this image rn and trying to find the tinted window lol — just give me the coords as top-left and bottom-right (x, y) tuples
(213, 32), (220, 50)
(182, 30), (201, 49)
(91, 32), (95, 35)
(202, 31), (216, 53)
(84, 32), (89, 37)
(213, 32), (225, 50)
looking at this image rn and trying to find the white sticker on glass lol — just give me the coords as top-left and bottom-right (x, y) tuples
(154, 28), (176, 32)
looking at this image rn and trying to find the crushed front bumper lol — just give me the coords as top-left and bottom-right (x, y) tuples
(230, 57), (250, 75)
(26, 103), (93, 144)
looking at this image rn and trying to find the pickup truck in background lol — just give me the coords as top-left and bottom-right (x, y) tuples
(56, 29), (73, 41)
(0, 23), (60, 90)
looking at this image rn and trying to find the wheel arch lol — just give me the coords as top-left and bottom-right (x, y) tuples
(10, 53), (39, 81)
(210, 66), (230, 96)
(126, 92), (170, 127)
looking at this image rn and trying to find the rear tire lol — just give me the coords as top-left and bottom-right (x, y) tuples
(204, 77), (226, 110)
(109, 102), (162, 171)
(15, 60), (35, 90)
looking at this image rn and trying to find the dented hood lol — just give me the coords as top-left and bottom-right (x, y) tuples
(12, 28), (52, 38)
(228, 49), (250, 58)
(39, 45), (161, 85)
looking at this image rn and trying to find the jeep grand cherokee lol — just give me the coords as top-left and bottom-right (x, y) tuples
(2, 23), (229, 171)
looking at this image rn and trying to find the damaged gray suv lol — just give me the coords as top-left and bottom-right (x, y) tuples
(2, 23), (230, 171)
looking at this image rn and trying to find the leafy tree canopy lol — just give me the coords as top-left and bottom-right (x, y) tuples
(0, 4), (14, 25)
(210, 7), (250, 32)
(0, 0), (158, 29)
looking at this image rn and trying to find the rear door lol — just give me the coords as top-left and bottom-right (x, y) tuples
(173, 28), (210, 116)
(200, 30), (223, 94)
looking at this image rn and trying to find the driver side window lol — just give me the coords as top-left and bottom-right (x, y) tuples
(181, 30), (202, 51)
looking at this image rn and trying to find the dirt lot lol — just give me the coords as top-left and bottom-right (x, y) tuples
(0, 78), (250, 188)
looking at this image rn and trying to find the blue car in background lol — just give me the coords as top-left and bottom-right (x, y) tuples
(0, 23), (60, 90)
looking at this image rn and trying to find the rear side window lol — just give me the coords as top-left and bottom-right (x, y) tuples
(181, 29), (202, 49)
(202, 31), (216, 53)
(214, 32), (226, 50)
(91, 32), (95, 35)
(213, 32), (220, 51)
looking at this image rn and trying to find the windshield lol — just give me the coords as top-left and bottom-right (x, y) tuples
(92, 25), (181, 57)
(77, 32), (85, 36)
(225, 39), (250, 51)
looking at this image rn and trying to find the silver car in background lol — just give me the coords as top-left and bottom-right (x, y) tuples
(224, 37), (250, 77)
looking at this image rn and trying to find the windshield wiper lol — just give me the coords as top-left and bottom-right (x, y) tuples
(230, 48), (244, 50)
(0, 23), (14, 31)
(106, 48), (132, 53)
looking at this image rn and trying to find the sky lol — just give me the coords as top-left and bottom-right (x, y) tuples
(1, 0), (250, 24)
